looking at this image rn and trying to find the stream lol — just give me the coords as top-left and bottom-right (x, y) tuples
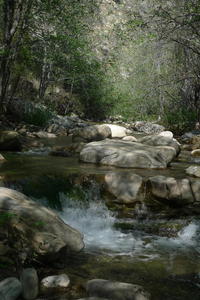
(0, 137), (200, 299)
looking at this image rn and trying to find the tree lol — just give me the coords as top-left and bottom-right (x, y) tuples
(0, 0), (34, 111)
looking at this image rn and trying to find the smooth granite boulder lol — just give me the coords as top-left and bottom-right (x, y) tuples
(80, 139), (177, 169)
(0, 188), (84, 260)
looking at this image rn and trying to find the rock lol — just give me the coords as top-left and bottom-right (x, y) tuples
(0, 277), (22, 300)
(147, 176), (194, 206)
(0, 131), (22, 151)
(158, 131), (173, 139)
(191, 149), (200, 157)
(138, 135), (180, 155)
(191, 180), (200, 202)
(105, 173), (144, 204)
(34, 131), (56, 139)
(0, 188), (84, 261)
(104, 124), (128, 138)
(41, 274), (70, 291)
(122, 136), (137, 142)
(86, 279), (150, 300)
(0, 154), (5, 161)
(132, 121), (165, 134)
(186, 166), (200, 178)
(21, 268), (39, 300)
(73, 125), (111, 142)
(80, 139), (177, 169)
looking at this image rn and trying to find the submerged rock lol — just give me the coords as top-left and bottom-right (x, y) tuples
(0, 131), (22, 151)
(105, 172), (144, 204)
(0, 187), (84, 262)
(80, 139), (177, 169)
(86, 279), (150, 300)
(0, 277), (22, 300)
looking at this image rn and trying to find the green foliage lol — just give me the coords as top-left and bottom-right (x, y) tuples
(23, 106), (53, 126)
(163, 108), (198, 134)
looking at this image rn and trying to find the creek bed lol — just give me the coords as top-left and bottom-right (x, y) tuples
(0, 150), (200, 299)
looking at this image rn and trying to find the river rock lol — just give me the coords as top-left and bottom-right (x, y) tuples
(138, 135), (180, 155)
(0, 188), (84, 261)
(158, 131), (173, 139)
(122, 136), (137, 142)
(147, 176), (194, 205)
(186, 166), (200, 177)
(105, 173), (144, 203)
(191, 180), (200, 202)
(0, 154), (5, 161)
(104, 124), (128, 138)
(73, 125), (111, 142)
(191, 149), (200, 157)
(86, 279), (150, 300)
(21, 268), (39, 300)
(80, 139), (177, 169)
(34, 131), (56, 138)
(0, 277), (22, 300)
(132, 121), (165, 134)
(41, 274), (70, 291)
(0, 131), (22, 151)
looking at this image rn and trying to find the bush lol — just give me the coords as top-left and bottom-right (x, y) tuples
(23, 105), (53, 127)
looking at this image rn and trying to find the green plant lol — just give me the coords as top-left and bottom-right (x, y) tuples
(23, 106), (53, 126)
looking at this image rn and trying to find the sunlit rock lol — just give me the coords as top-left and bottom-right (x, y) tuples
(105, 172), (144, 203)
(122, 135), (137, 142)
(186, 166), (200, 177)
(138, 135), (180, 155)
(147, 176), (194, 205)
(0, 188), (84, 262)
(104, 124), (128, 138)
(80, 139), (177, 169)
(73, 125), (111, 142)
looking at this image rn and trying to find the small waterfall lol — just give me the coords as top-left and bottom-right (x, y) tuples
(60, 192), (144, 254)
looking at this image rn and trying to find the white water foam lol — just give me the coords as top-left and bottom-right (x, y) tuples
(60, 192), (144, 254)
(59, 192), (200, 256)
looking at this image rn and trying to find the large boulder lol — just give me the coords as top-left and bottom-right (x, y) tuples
(138, 135), (180, 155)
(0, 131), (22, 151)
(0, 188), (84, 261)
(147, 176), (194, 206)
(105, 172), (144, 204)
(73, 125), (111, 142)
(86, 279), (150, 300)
(104, 124), (128, 138)
(80, 139), (177, 169)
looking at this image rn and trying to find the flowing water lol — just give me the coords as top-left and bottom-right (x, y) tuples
(0, 145), (200, 299)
